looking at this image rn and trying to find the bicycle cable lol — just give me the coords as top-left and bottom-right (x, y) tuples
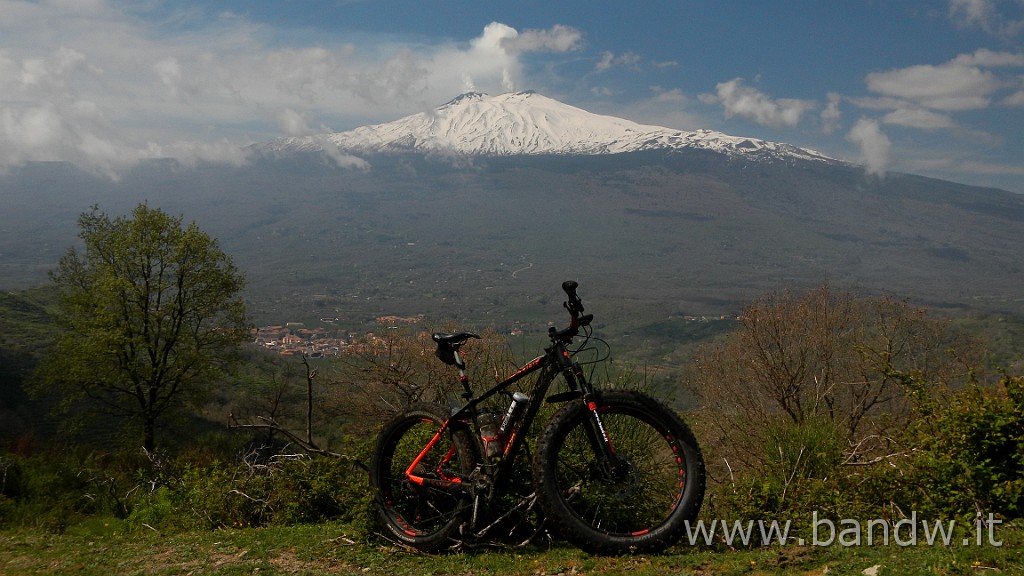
(567, 324), (611, 366)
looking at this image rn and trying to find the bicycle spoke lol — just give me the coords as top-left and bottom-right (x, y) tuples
(535, 390), (705, 554)
(370, 404), (476, 549)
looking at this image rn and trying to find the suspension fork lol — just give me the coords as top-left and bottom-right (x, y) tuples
(557, 349), (620, 478)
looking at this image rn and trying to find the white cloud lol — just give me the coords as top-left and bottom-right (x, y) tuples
(881, 108), (957, 129)
(866, 63), (1001, 111)
(847, 118), (891, 177)
(1003, 90), (1024, 105)
(950, 0), (1000, 29)
(650, 86), (686, 103)
(595, 52), (615, 71)
(853, 47), (1024, 149)
(950, 48), (1024, 67)
(704, 78), (815, 128)
(594, 50), (641, 72)
(317, 138), (372, 170)
(276, 109), (316, 136)
(502, 24), (583, 54)
(949, 0), (1024, 37)
(0, 3), (582, 176)
(821, 92), (843, 135)
(141, 139), (251, 169)
(449, 22), (582, 93)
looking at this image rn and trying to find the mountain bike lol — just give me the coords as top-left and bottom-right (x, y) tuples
(369, 281), (705, 555)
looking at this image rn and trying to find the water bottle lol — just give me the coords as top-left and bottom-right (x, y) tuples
(478, 412), (501, 458)
(498, 392), (530, 439)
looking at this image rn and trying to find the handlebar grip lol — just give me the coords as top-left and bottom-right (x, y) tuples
(561, 280), (585, 314)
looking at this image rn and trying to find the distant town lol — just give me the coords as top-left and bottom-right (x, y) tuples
(251, 314), (737, 357)
(251, 315), (422, 357)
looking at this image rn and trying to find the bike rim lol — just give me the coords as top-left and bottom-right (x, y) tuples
(378, 416), (468, 537)
(553, 405), (688, 537)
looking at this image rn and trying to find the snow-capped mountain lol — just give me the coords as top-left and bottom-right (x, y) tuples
(256, 91), (836, 163)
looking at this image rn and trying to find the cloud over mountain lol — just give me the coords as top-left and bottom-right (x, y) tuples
(0, 1), (1019, 192)
(0, 4), (580, 176)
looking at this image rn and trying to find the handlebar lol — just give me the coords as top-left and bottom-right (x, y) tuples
(550, 280), (593, 343)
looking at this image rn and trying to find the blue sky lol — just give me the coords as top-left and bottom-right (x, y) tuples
(1, 1), (1022, 192)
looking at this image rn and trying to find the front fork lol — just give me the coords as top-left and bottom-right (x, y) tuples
(559, 352), (622, 481)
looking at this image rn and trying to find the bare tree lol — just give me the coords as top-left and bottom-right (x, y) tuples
(688, 283), (981, 474)
(230, 355), (342, 458)
(333, 324), (517, 429)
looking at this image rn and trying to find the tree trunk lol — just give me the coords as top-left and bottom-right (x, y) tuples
(143, 418), (156, 452)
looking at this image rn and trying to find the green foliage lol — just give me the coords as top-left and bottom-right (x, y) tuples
(708, 416), (859, 528)
(0, 451), (130, 533)
(894, 374), (1024, 518)
(5, 266), (1023, 555)
(691, 283), (979, 484)
(36, 204), (248, 451)
(705, 373), (1024, 529)
(689, 284), (1007, 530)
(1, 439), (374, 535)
(762, 416), (843, 483)
(0, 287), (56, 361)
(123, 440), (374, 532)
(0, 287), (57, 444)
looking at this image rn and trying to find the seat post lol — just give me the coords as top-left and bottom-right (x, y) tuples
(453, 350), (472, 398)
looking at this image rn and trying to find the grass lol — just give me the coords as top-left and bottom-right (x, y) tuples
(2, 519), (1020, 575)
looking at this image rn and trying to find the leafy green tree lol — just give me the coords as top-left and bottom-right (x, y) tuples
(37, 204), (248, 452)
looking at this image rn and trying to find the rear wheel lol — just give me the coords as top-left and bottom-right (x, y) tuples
(369, 403), (476, 550)
(534, 390), (705, 555)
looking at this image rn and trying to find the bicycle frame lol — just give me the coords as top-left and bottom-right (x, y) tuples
(405, 335), (608, 499)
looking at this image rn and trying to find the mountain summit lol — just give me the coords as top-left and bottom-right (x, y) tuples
(257, 91), (836, 163)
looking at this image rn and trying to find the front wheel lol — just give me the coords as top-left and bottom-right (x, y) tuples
(369, 403), (476, 551)
(533, 390), (705, 555)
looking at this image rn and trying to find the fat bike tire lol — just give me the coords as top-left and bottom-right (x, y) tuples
(533, 390), (705, 555)
(369, 403), (476, 551)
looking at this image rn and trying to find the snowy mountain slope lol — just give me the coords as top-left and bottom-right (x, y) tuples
(256, 91), (837, 163)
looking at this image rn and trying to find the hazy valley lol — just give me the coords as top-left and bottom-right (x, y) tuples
(3, 92), (1023, 352)
(3, 149), (1023, 339)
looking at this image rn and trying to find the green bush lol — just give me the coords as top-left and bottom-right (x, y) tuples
(707, 416), (859, 526)
(0, 451), (131, 532)
(763, 416), (843, 485)
(707, 373), (1024, 530)
(1, 436), (374, 535)
(122, 438), (374, 532)
(896, 374), (1024, 519)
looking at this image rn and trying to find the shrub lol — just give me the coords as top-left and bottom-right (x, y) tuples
(0, 451), (133, 532)
(705, 373), (1024, 529)
(896, 374), (1024, 519)
(707, 416), (858, 526)
(123, 439), (374, 532)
